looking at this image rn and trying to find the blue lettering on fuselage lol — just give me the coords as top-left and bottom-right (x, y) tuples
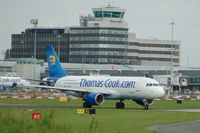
(0, 78), (21, 83)
(80, 78), (135, 88)
(80, 79), (104, 87)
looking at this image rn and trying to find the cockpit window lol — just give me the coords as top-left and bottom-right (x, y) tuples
(146, 83), (159, 87)
(153, 83), (159, 86)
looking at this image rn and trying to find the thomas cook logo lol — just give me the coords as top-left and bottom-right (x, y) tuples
(49, 55), (56, 66)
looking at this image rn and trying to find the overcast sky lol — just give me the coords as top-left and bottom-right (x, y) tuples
(0, 0), (200, 67)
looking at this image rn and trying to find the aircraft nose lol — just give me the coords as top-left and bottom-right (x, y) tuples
(151, 86), (165, 98)
(157, 86), (165, 97)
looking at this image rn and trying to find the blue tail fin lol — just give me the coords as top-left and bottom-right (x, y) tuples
(46, 44), (68, 77)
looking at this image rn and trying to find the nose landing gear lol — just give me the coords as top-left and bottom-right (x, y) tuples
(83, 102), (92, 108)
(144, 105), (149, 110)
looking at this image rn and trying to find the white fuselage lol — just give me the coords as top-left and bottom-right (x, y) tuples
(54, 76), (165, 100)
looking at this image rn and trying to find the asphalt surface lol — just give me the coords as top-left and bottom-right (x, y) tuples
(147, 120), (200, 133)
(1, 104), (200, 112)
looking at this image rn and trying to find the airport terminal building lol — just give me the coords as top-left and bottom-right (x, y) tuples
(8, 6), (180, 66)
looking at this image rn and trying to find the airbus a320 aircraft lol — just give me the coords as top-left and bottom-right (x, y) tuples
(28, 44), (165, 109)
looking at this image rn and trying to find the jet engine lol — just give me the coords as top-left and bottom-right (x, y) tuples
(47, 80), (55, 86)
(40, 77), (57, 86)
(84, 93), (104, 105)
(133, 99), (154, 107)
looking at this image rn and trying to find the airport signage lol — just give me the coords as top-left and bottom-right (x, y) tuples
(32, 113), (41, 120)
(76, 109), (96, 114)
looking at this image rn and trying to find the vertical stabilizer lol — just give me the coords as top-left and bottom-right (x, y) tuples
(46, 44), (68, 77)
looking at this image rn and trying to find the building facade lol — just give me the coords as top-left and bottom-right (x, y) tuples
(128, 33), (180, 66)
(10, 28), (69, 63)
(8, 6), (180, 66)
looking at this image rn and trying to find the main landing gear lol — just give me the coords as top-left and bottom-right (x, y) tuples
(116, 100), (125, 109)
(83, 102), (92, 108)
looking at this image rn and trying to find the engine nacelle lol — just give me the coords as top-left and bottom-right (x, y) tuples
(47, 80), (55, 86)
(41, 77), (58, 86)
(133, 99), (154, 107)
(84, 93), (104, 105)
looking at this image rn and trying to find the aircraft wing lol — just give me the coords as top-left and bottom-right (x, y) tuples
(22, 84), (112, 95)
(23, 78), (44, 82)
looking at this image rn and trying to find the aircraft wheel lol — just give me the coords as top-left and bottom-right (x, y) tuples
(120, 102), (125, 109)
(116, 102), (121, 109)
(116, 102), (125, 109)
(144, 105), (149, 110)
(83, 102), (92, 108)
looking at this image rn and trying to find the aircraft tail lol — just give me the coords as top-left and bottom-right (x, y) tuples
(46, 44), (68, 77)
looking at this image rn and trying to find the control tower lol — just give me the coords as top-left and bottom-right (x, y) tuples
(80, 6), (128, 29)
(71, 6), (129, 64)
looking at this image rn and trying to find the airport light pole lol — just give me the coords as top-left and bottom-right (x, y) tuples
(56, 35), (63, 60)
(1, 50), (6, 74)
(30, 18), (38, 80)
(170, 21), (175, 76)
(169, 21), (175, 91)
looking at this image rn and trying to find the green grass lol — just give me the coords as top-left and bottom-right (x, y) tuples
(151, 100), (200, 109)
(0, 99), (200, 133)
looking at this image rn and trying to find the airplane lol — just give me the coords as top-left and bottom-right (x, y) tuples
(0, 76), (31, 90)
(25, 44), (165, 109)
